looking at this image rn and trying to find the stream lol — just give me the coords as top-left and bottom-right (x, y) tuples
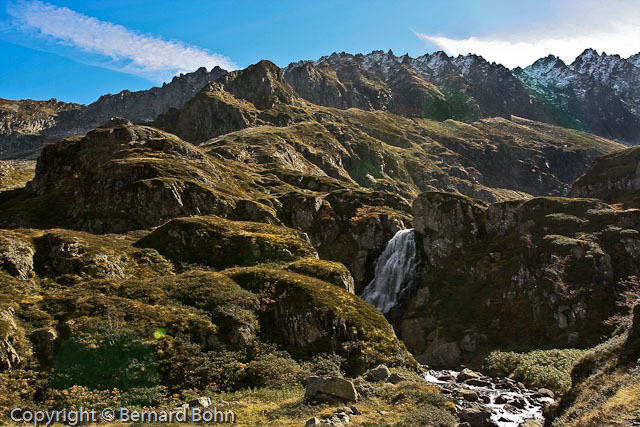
(424, 368), (553, 427)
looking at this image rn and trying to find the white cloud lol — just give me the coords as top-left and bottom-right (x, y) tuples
(415, 1), (640, 68)
(5, 0), (236, 81)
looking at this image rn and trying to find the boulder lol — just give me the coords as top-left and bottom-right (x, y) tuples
(511, 397), (527, 409)
(457, 404), (495, 426)
(387, 372), (410, 384)
(305, 376), (359, 404)
(535, 388), (555, 399)
(494, 395), (509, 404)
(457, 368), (481, 382)
(367, 364), (390, 382)
(352, 378), (374, 398)
(460, 390), (479, 402)
(465, 378), (493, 388)
(187, 397), (212, 408)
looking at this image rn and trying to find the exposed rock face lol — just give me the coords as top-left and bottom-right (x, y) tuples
(77, 67), (227, 129)
(0, 232), (34, 281)
(0, 307), (21, 371)
(285, 50), (549, 123)
(413, 192), (487, 262)
(0, 67), (226, 158)
(399, 192), (640, 360)
(225, 266), (414, 372)
(286, 51), (445, 118)
(0, 98), (82, 158)
(568, 146), (640, 208)
(34, 232), (126, 280)
(154, 60), (300, 143)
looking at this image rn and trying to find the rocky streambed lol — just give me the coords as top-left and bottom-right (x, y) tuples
(424, 368), (554, 427)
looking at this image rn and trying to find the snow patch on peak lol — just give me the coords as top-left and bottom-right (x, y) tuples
(361, 50), (400, 78)
(452, 54), (486, 75)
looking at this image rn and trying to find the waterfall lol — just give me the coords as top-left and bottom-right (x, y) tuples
(360, 228), (419, 313)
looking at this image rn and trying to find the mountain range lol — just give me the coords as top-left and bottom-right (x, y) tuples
(2, 48), (640, 160)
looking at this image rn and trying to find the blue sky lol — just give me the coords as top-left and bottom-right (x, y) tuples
(1, 0), (638, 104)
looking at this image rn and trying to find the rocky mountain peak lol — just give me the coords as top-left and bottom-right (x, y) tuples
(218, 59), (300, 110)
(527, 55), (568, 75)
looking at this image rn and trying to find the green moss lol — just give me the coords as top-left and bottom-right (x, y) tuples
(136, 215), (316, 269)
(284, 257), (352, 289)
(223, 266), (415, 371)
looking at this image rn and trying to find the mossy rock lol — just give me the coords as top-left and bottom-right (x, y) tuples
(136, 215), (317, 269)
(223, 266), (416, 373)
(284, 257), (355, 293)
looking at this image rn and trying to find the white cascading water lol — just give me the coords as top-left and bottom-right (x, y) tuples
(360, 228), (419, 313)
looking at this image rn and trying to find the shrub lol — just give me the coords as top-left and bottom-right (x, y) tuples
(245, 352), (307, 389)
(156, 338), (246, 392)
(306, 353), (345, 377)
(483, 348), (587, 394)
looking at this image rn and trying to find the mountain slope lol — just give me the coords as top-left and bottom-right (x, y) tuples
(0, 67), (227, 159)
(155, 60), (623, 204)
(285, 49), (640, 144)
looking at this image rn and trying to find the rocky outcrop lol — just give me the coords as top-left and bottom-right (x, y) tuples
(135, 215), (317, 269)
(154, 60), (301, 143)
(34, 231), (127, 281)
(568, 146), (640, 208)
(0, 98), (82, 158)
(225, 266), (415, 372)
(413, 192), (487, 262)
(400, 192), (640, 361)
(76, 67), (227, 130)
(23, 119), (258, 233)
(0, 232), (34, 281)
(0, 68), (226, 159)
